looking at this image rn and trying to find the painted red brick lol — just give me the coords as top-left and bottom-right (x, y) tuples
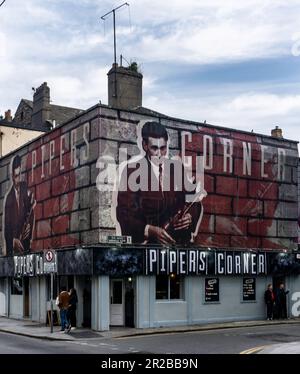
(230, 235), (261, 249)
(60, 152), (72, 173)
(30, 165), (43, 185)
(262, 238), (287, 250)
(52, 173), (70, 196)
(263, 161), (277, 181)
(233, 198), (263, 216)
(200, 214), (215, 233)
(197, 127), (231, 137)
(248, 219), (274, 236)
(52, 215), (69, 235)
(36, 219), (51, 239)
(60, 234), (80, 247)
(183, 151), (198, 172)
(231, 132), (258, 143)
(237, 179), (248, 197)
(204, 174), (214, 193)
(43, 197), (60, 218)
(203, 195), (232, 215)
(231, 140), (261, 161)
(60, 192), (76, 214)
(216, 216), (247, 235)
(36, 181), (51, 201)
(234, 158), (261, 179)
(211, 155), (228, 175)
(42, 128), (61, 143)
(28, 138), (43, 153)
(248, 181), (278, 200)
(195, 233), (230, 247)
(186, 133), (203, 152)
(43, 237), (54, 249)
(47, 157), (61, 179)
(264, 201), (278, 218)
(215, 143), (224, 156)
(216, 176), (237, 195)
(30, 239), (43, 252)
(34, 203), (43, 221)
(53, 236), (63, 248)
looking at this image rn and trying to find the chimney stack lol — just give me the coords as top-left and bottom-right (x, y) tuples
(271, 126), (283, 138)
(107, 63), (143, 110)
(4, 109), (12, 122)
(31, 82), (50, 128)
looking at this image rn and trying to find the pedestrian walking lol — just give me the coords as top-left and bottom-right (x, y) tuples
(57, 287), (70, 332)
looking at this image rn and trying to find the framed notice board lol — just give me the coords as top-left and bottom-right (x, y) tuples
(205, 278), (219, 302)
(242, 277), (256, 301)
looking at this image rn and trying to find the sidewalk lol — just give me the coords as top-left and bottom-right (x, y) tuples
(0, 316), (299, 341)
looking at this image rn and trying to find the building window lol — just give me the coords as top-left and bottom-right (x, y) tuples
(156, 274), (184, 300)
(20, 111), (24, 121)
(11, 278), (23, 295)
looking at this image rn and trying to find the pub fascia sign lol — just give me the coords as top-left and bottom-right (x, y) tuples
(14, 253), (56, 277)
(146, 249), (267, 276)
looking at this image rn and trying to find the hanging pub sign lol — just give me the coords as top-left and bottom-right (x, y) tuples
(205, 277), (219, 302)
(242, 277), (256, 301)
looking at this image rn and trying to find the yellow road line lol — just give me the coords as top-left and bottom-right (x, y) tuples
(240, 345), (267, 354)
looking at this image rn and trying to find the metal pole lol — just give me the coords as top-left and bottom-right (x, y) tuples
(113, 9), (117, 98)
(113, 10), (116, 66)
(101, 3), (129, 99)
(50, 273), (53, 333)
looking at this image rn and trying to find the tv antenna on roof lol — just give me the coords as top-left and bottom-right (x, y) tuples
(101, 2), (129, 98)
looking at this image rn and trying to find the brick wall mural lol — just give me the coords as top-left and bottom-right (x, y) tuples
(0, 105), (298, 256)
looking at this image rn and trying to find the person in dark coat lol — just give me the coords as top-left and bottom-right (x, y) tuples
(264, 284), (275, 320)
(67, 288), (78, 331)
(276, 283), (289, 319)
(3, 155), (35, 256)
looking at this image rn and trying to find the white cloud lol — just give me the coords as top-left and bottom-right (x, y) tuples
(124, 0), (297, 64)
(0, 0), (299, 154)
(144, 90), (300, 150)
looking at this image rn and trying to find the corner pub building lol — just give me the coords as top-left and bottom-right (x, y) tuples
(0, 65), (299, 331)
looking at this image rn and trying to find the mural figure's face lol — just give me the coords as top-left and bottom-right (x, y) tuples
(12, 166), (21, 191)
(143, 137), (167, 166)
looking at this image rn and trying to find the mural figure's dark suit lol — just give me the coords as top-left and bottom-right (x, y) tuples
(117, 157), (202, 244)
(4, 181), (33, 256)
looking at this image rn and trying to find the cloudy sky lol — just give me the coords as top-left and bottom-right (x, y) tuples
(0, 0), (300, 149)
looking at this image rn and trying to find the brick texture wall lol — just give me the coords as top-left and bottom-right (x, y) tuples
(0, 105), (298, 256)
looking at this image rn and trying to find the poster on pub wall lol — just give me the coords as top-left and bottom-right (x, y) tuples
(0, 115), (298, 257)
(205, 278), (219, 302)
(242, 277), (256, 301)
